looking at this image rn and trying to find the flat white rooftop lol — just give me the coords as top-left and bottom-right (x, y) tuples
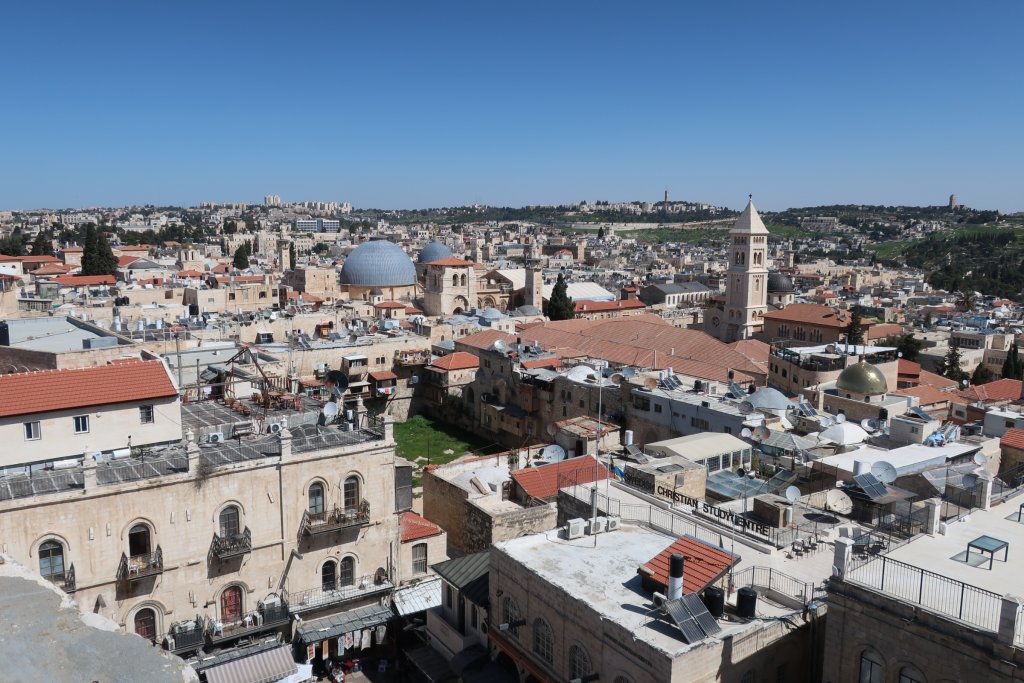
(817, 442), (977, 476)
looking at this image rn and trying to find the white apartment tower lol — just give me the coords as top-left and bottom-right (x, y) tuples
(705, 197), (769, 342)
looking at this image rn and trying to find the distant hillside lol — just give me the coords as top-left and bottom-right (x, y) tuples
(901, 225), (1024, 299)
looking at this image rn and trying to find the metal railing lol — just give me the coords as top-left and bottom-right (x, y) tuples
(992, 463), (1024, 503)
(209, 527), (252, 561)
(846, 555), (1002, 633)
(299, 501), (370, 536)
(209, 601), (291, 643)
(731, 566), (825, 607)
(163, 619), (207, 653)
(366, 414), (386, 437)
(286, 573), (393, 613)
(117, 547), (163, 582)
(61, 564), (76, 593)
(1016, 606), (1024, 648)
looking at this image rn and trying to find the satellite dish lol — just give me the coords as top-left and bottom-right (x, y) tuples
(538, 444), (567, 464)
(324, 370), (349, 395)
(835, 412), (847, 424)
(962, 473), (979, 489)
(753, 426), (771, 442)
(492, 339), (508, 353)
(322, 402), (340, 419)
(741, 427), (753, 439)
(784, 486), (801, 503)
(860, 418), (881, 434)
(871, 461), (898, 484)
(974, 452), (988, 466)
(609, 373), (624, 386)
(825, 489), (854, 515)
(738, 401), (754, 416)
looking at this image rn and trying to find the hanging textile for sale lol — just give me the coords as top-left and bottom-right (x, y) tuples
(344, 631), (354, 650)
(352, 629), (362, 649)
(306, 643), (316, 663)
(362, 629), (372, 650)
(375, 624), (387, 645)
(322, 640), (329, 660)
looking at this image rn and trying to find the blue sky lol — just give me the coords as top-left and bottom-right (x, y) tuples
(1, 1), (1021, 212)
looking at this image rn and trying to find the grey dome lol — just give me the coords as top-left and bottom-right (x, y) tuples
(340, 240), (417, 287)
(418, 240), (454, 264)
(745, 387), (792, 411)
(767, 272), (795, 293)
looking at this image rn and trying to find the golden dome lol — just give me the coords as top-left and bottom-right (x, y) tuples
(836, 360), (888, 396)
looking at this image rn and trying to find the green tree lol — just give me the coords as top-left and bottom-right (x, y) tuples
(30, 231), (52, 257)
(289, 242), (296, 270)
(940, 342), (968, 383)
(547, 273), (575, 321)
(1002, 342), (1023, 380)
(597, 226), (605, 240)
(971, 364), (995, 385)
(845, 306), (866, 345)
(883, 333), (923, 361)
(81, 226), (117, 276)
(956, 290), (976, 312)
(232, 244), (250, 270)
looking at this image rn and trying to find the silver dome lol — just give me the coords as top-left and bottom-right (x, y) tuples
(340, 240), (417, 287)
(418, 240), (454, 264)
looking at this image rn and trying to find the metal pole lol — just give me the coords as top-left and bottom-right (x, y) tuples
(175, 334), (183, 388)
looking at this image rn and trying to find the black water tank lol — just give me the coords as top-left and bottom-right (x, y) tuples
(737, 587), (758, 619)
(703, 586), (725, 618)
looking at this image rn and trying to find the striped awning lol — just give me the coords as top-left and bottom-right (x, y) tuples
(204, 645), (297, 683)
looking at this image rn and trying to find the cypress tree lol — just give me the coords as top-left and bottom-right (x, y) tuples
(547, 274), (575, 321)
(233, 245), (250, 270)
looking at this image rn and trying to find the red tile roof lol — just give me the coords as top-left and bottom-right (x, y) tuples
(427, 257), (475, 267)
(958, 378), (1024, 403)
(400, 511), (444, 543)
(0, 360), (178, 418)
(919, 370), (958, 390)
(176, 270), (205, 278)
(763, 303), (852, 329)
(397, 511), (442, 544)
(574, 299), (647, 313)
(867, 323), (905, 340)
(61, 246), (84, 253)
(511, 456), (609, 501)
(369, 371), (398, 381)
(892, 385), (955, 406)
(216, 275), (265, 284)
(373, 301), (407, 309)
(521, 357), (561, 370)
(640, 536), (739, 595)
(31, 264), (71, 276)
(431, 352), (480, 371)
(19, 255), (61, 264)
(117, 255), (142, 267)
(897, 358), (921, 377)
(50, 275), (116, 286)
(1001, 428), (1024, 451)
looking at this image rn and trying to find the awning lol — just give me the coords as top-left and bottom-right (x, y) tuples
(392, 577), (442, 616)
(204, 645), (297, 683)
(295, 603), (393, 644)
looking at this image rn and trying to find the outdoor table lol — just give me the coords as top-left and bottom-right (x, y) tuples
(967, 535), (1009, 570)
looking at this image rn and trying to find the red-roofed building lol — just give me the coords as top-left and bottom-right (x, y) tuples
(762, 303), (879, 345)
(423, 352), (479, 416)
(49, 274), (116, 288)
(958, 378), (1023, 404)
(573, 298), (647, 320)
(0, 360), (181, 466)
(1000, 428), (1024, 477)
(510, 456), (609, 503)
(638, 535), (739, 596)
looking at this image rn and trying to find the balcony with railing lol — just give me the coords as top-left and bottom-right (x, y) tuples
(163, 620), (207, 654)
(209, 527), (252, 561)
(117, 547), (163, 583)
(208, 599), (291, 645)
(48, 564), (76, 593)
(300, 501), (370, 536)
(286, 574), (393, 615)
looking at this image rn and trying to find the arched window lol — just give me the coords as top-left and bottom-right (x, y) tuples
(343, 476), (361, 509)
(128, 524), (151, 558)
(308, 482), (324, 515)
(859, 649), (883, 683)
(322, 560), (338, 591)
(339, 556), (355, 586)
(39, 540), (65, 583)
(460, 274), (466, 286)
(568, 644), (591, 680)
(412, 543), (428, 574)
(134, 608), (157, 641)
(502, 596), (521, 638)
(899, 667), (925, 683)
(452, 274), (459, 287)
(219, 505), (240, 538)
(221, 585), (243, 622)
(532, 618), (553, 663)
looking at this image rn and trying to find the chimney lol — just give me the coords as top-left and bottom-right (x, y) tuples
(667, 554), (684, 601)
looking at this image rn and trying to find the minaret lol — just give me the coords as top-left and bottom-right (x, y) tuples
(723, 195), (769, 341)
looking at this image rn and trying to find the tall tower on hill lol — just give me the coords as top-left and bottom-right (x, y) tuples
(705, 196), (770, 342)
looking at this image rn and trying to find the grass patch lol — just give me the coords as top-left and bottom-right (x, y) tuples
(394, 415), (501, 487)
(867, 239), (920, 260)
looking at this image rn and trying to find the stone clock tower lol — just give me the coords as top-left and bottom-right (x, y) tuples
(706, 196), (770, 342)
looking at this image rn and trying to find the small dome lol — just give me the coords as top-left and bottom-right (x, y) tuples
(767, 272), (794, 293)
(836, 360), (888, 396)
(418, 240), (454, 264)
(819, 421), (869, 446)
(745, 387), (792, 411)
(340, 240), (416, 287)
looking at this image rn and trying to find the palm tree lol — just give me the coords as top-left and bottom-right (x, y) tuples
(956, 290), (976, 312)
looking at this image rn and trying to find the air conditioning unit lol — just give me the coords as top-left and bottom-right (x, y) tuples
(208, 432), (225, 444)
(586, 517), (608, 535)
(268, 422), (284, 434)
(566, 518), (585, 539)
(606, 516), (621, 532)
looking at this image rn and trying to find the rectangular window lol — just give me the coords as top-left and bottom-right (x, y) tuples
(73, 415), (89, 434)
(654, 404), (663, 413)
(412, 544), (428, 574)
(23, 421), (40, 441)
(470, 605), (478, 629)
(445, 585), (454, 609)
(139, 405), (155, 424)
